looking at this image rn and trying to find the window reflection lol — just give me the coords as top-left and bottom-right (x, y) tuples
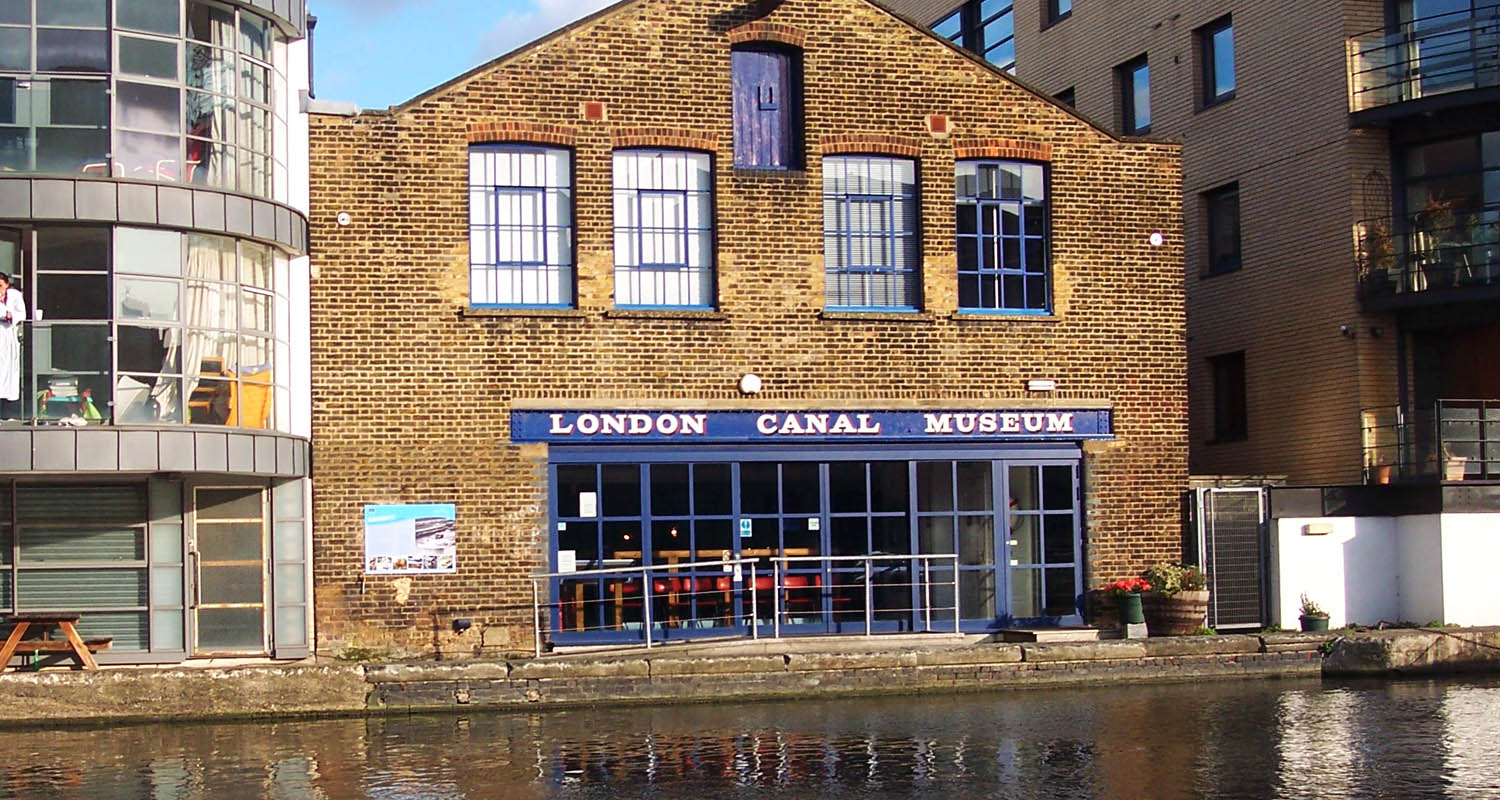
(16, 225), (291, 431)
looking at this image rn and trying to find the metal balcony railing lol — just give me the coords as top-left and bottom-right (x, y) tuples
(1356, 203), (1500, 299)
(1361, 400), (1500, 483)
(1349, 6), (1500, 113)
(529, 554), (961, 656)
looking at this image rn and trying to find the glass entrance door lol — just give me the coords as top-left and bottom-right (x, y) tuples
(190, 487), (268, 655)
(1004, 464), (1081, 623)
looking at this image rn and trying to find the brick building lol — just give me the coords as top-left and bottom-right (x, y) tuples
(889, 0), (1500, 489)
(307, 0), (1186, 655)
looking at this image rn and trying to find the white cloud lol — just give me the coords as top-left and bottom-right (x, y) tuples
(476, 0), (619, 59)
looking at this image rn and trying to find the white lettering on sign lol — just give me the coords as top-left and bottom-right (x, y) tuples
(550, 413), (708, 437)
(921, 412), (1077, 436)
(755, 413), (883, 436)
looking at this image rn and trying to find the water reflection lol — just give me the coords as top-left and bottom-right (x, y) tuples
(0, 677), (1498, 799)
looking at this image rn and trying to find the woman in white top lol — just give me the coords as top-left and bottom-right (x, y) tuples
(0, 272), (24, 419)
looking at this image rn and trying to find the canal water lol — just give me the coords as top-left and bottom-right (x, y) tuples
(2, 676), (1499, 799)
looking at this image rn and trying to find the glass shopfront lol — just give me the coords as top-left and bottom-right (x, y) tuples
(547, 445), (1083, 643)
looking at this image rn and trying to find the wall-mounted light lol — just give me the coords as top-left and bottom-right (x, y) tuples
(1148, 232), (1165, 247)
(739, 374), (762, 395)
(1027, 379), (1058, 392)
(1340, 325), (1355, 338)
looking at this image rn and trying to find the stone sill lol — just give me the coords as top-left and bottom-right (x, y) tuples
(950, 312), (1061, 323)
(819, 310), (937, 323)
(461, 308), (590, 320)
(604, 309), (727, 322)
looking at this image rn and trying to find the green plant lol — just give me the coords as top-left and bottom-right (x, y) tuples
(1192, 626), (1218, 636)
(1299, 593), (1328, 617)
(1140, 563), (1207, 596)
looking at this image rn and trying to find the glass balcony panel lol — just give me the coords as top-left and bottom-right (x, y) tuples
(116, 227), (183, 277)
(115, 374), (183, 424)
(37, 226), (108, 270)
(117, 277), (180, 321)
(118, 35), (179, 81)
(117, 0), (179, 36)
(37, 28), (108, 72)
(0, 27), (25, 72)
(114, 129), (182, 182)
(117, 325), (181, 375)
(185, 281), (237, 330)
(0, 1), (28, 25)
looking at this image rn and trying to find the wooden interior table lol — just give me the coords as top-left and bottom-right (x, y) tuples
(0, 614), (111, 671)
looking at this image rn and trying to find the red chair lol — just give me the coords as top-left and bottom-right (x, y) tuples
(782, 573), (823, 615)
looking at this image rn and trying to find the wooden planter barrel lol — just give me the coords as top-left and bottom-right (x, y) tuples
(1141, 590), (1210, 636)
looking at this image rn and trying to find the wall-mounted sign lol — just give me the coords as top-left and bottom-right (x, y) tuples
(512, 409), (1112, 444)
(364, 503), (458, 575)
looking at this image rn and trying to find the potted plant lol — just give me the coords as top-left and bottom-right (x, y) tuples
(1107, 577), (1151, 626)
(1358, 219), (1396, 296)
(1299, 593), (1330, 632)
(1139, 562), (1210, 636)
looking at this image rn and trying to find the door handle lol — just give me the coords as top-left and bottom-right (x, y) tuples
(190, 551), (201, 608)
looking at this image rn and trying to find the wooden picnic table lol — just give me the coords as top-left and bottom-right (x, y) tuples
(0, 614), (112, 671)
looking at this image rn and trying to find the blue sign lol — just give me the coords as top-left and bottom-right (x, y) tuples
(511, 409), (1112, 444)
(739, 518), (753, 539)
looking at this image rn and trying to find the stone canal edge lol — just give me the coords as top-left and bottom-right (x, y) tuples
(1, 628), (1498, 728)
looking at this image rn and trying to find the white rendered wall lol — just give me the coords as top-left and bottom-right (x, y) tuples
(285, 36), (312, 440)
(1397, 515), (1445, 625)
(1273, 517), (1398, 628)
(1438, 514), (1500, 626)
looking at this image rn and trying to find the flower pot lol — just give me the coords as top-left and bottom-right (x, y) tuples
(1142, 590), (1210, 636)
(1117, 593), (1145, 625)
(1445, 457), (1468, 481)
(1300, 614), (1330, 632)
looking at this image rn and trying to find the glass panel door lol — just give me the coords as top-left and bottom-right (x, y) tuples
(1005, 464), (1081, 623)
(191, 486), (266, 654)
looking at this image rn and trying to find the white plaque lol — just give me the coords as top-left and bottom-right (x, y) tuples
(558, 550), (577, 573)
(808, 517), (820, 531)
(578, 491), (597, 518)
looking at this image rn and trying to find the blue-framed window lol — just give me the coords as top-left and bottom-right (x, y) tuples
(467, 145), (573, 307)
(823, 155), (919, 310)
(956, 160), (1050, 313)
(612, 149), (715, 309)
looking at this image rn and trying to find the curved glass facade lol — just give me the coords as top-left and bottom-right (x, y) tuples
(4, 223), (294, 432)
(0, 0), (290, 202)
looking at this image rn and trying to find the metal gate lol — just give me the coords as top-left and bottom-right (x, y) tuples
(1188, 487), (1269, 630)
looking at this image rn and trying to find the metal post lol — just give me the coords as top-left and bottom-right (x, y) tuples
(864, 559), (872, 637)
(532, 579), (542, 658)
(953, 557), (961, 635)
(923, 560), (932, 634)
(773, 560), (781, 640)
(642, 569), (653, 650)
(750, 563), (759, 640)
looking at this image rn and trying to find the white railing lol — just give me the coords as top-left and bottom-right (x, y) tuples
(529, 553), (962, 655)
(770, 554), (960, 638)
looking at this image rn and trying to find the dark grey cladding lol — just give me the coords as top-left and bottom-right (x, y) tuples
(0, 427), (310, 478)
(0, 177), (309, 256)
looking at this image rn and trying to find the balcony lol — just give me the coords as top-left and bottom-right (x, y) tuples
(1356, 203), (1500, 308)
(1348, 7), (1500, 118)
(1361, 400), (1500, 483)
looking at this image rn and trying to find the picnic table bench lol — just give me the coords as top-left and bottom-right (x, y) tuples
(0, 614), (113, 671)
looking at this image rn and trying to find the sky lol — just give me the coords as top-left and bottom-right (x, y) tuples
(308, 0), (618, 109)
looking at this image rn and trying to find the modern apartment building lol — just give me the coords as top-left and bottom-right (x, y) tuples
(307, 0), (1186, 654)
(0, 0), (314, 665)
(890, 0), (1500, 488)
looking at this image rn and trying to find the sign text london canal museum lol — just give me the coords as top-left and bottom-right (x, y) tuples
(307, 0), (1187, 654)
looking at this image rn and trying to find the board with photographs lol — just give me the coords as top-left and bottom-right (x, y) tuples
(364, 503), (458, 575)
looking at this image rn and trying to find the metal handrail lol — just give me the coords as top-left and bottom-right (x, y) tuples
(1349, 6), (1500, 113)
(1361, 399), (1500, 483)
(769, 553), (961, 638)
(1356, 203), (1500, 298)
(530, 558), (759, 656)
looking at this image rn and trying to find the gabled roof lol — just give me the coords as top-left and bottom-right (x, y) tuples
(374, 0), (1142, 144)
